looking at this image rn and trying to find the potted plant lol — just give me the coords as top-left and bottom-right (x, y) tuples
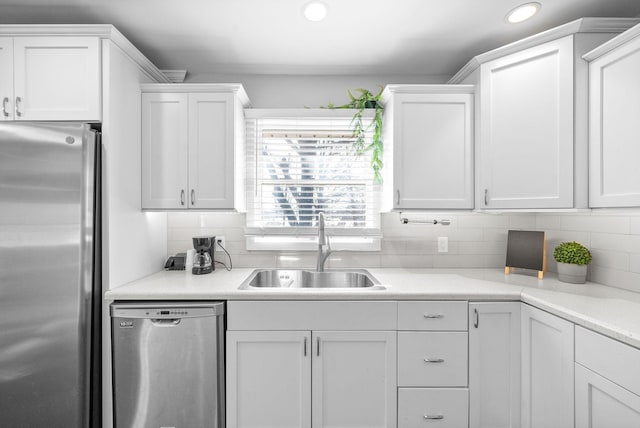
(553, 241), (592, 284)
(325, 87), (384, 184)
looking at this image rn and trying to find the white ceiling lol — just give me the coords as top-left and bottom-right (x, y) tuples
(1, 0), (640, 77)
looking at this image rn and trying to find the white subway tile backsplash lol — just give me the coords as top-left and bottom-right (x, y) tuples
(630, 254), (640, 274)
(590, 249), (630, 271)
(458, 241), (505, 255)
(535, 214), (562, 230)
(328, 253), (381, 269)
(166, 210), (640, 293)
(560, 215), (630, 234)
(509, 215), (537, 230)
(590, 266), (640, 293)
(433, 254), (484, 268)
(590, 233), (640, 253)
(380, 254), (434, 268)
(458, 213), (510, 228)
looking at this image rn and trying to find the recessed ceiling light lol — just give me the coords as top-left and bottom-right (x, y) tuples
(506, 2), (541, 24)
(304, 2), (328, 22)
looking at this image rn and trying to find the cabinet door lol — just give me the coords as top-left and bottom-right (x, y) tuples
(589, 35), (640, 207)
(479, 36), (574, 209)
(141, 93), (189, 209)
(521, 304), (574, 428)
(188, 92), (235, 209)
(393, 92), (473, 209)
(13, 37), (100, 121)
(575, 363), (640, 428)
(0, 37), (13, 120)
(468, 302), (520, 428)
(312, 331), (396, 428)
(226, 331), (312, 428)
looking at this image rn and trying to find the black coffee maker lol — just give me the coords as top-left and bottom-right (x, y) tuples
(192, 236), (215, 274)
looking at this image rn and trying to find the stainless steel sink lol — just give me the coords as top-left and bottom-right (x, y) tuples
(239, 269), (384, 290)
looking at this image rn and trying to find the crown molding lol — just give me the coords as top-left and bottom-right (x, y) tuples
(449, 17), (640, 84)
(0, 24), (170, 83)
(583, 22), (640, 62)
(140, 83), (250, 106)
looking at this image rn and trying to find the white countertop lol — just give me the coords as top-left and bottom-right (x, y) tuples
(106, 267), (640, 349)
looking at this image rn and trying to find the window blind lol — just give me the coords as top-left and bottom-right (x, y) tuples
(245, 110), (381, 239)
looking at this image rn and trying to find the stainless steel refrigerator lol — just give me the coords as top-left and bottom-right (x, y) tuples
(0, 122), (101, 427)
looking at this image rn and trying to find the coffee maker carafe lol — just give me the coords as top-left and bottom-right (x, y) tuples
(192, 236), (215, 274)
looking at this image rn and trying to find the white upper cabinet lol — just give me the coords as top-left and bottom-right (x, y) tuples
(0, 36), (101, 121)
(382, 85), (474, 209)
(449, 18), (639, 210)
(141, 84), (250, 210)
(0, 38), (13, 121)
(141, 92), (189, 209)
(479, 36), (574, 209)
(585, 23), (640, 207)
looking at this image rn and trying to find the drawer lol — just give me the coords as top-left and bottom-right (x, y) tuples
(575, 326), (640, 396)
(398, 331), (468, 387)
(398, 388), (469, 428)
(398, 301), (468, 331)
(227, 300), (397, 330)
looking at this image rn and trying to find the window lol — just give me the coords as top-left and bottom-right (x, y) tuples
(245, 109), (381, 250)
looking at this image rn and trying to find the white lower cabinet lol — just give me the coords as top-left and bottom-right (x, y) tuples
(468, 302), (521, 428)
(521, 304), (574, 428)
(398, 388), (469, 428)
(397, 301), (469, 428)
(575, 326), (640, 428)
(227, 330), (396, 428)
(226, 330), (311, 428)
(312, 331), (397, 428)
(575, 364), (640, 428)
(226, 301), (397, 428)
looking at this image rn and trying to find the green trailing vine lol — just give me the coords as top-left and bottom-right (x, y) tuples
(325, 87), (384, 184)
(553, 241), (592, 265)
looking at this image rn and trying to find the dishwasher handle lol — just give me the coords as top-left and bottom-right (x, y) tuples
(151, 318), (181, 326)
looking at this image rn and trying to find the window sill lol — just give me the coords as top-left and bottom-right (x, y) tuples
(245, 235), (381, 252)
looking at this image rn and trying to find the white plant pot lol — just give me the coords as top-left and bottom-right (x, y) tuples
(557, 262), (588, 284)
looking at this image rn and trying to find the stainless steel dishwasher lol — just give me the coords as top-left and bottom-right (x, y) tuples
(111, 302), (225, 428)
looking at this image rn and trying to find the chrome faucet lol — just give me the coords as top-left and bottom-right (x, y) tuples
(316, 212), (331, 272)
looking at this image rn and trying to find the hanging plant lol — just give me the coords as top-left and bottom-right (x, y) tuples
(325, 87), (384, 184)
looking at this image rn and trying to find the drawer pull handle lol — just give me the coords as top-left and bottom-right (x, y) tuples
(423, 314), (444, 319)
(424, 414), (444, 420)
(424, 357), (445, 363)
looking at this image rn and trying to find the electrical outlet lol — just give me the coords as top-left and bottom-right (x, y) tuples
(216, 236), (226, 250)
(438, 237), (448, 253)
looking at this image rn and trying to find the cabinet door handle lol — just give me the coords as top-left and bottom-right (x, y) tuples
(191, 189), (195, 205)
(424, 357), (445, 363)
(304, 337), (307, 356)
(484, 189), (489, 206)
(474, 308), (479, 328)
(423, 414), (444, 420)
(316, 337), (320, 357)
(396, 189), (400, 206)
(2, 97), (8, 117)
(424, 313), (444, 319)
(180, 189), (185, 206)
(15, 97), (22, 117)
